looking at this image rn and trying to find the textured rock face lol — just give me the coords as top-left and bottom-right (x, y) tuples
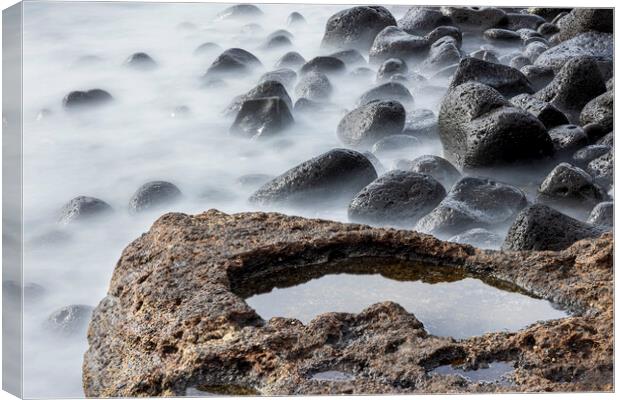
(357, 82), (414, 107)
(537, 163), (608, 211)
(321, 6), (397, 51)
(205, 48), (262, 77)
(535, 57), (607, 124)
(226, 80), (293, 115)
(438, 82), (553, 169)
(534, 32), (613, 72)
(63, 89), (113, 109)
(128, 181), (182, 214)
(415, 176), (528, 238)
(449, 57), (533, 97)
(230, 97), (294, 139)
(249, 149), (377, 208)
(337, 100), (406, 148)
(580, 91), (613, 134)
(58, 196), (113, 225)
(368, 26), (428, 64)
(83, 210), (613, 396)
(503, 204), (607, 251)
(398, 7), (452, 35)
(553, 8), (613, 42)
(347, 170), (446, 227)
(395, 155), (460, 190)
(294, 71), (332, 101)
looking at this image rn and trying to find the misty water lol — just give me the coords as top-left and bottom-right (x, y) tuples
(244, 262), (567, 339)
(18, 2), (565, 397)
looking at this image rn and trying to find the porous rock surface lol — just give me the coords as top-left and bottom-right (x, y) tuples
(84, 210), (613, 396)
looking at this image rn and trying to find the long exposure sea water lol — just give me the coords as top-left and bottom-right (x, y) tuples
(17, 2), (576, 396)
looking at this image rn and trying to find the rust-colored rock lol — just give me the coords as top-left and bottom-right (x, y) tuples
(83, 210), (613, 396)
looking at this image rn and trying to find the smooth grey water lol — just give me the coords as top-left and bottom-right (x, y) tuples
(245, 271), (568, 339)
(430, 361), (515, 385)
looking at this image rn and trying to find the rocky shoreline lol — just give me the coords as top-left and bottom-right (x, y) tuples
(83, 210), (613, 395)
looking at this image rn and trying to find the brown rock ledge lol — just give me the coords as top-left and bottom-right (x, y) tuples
(83, 210), (613, 396)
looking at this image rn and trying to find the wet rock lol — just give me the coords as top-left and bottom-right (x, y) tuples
(425, 25), (462, 47)
(522, 35), (548, 46)
(483, 28), (521, 45)
(274, 51), (305, 69)
(605, 77), (613, 91)
(45, 304), (93, 336)
(217, 4), (263, 20)
(534, 32), (613, 72)
(505, 13), (545, 30)
(368, 26), (428, 64)
(128, 181), (182, 214)
(510, 93), (568, 129)
(370, 134), (419, 158)
(357, 82), (414, 107)
(523, 42), (548, 63)
(230, 97), (294, 139)
(226, 80), (292, 115)
(520, 65), (554, 91)
(587, 150), (613, 189)
(398, 7), (453, 35)
(449, 57), (533, 97)
(547, 124), (588, 157)
(402, 109), (438, 140)
(204, 48), (262, 77)
(321, 6), (396, 52)
(588, 201), (613, 227)
(194, 42), (223, 56)
(537, 22), (559, 36)
(469, 49), (500, 64)
(394, 155), (461, 189)
(415, 176), (528, 238)
(503, 203), (606, 251)
(58, 196), (113, 225)
(572, 145), (612, 169)
(287, 12), (306, 26)
(527, 8), (572, 21)
(580, 91), (613, 134)
(300, 56), (346, 76)
(419, 36), (462, 72)
(258, 69), (297, 90)
(538, 162), (608, 210)
(249, 148), (377, 207)
(440, 7), (507, 31)
(596, 132), (613, 147)
(553, 8), (613, 42)
(438, 82), (553, 169)
(509, 55), (531, 70)
(261, 34), (293, 50)
(376, 58), (408, 82)
(448, 228), (503, 250)
(535, 57), (607, 123)
(267, 29), (294, 40)
(329, 49), (366, 67)
(124, 52), (157, 70)
(337, 100), (405, 148)
(294, 71), (332, 101)
(348, 170), (446, 227)
(63, 89), (113, 109)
